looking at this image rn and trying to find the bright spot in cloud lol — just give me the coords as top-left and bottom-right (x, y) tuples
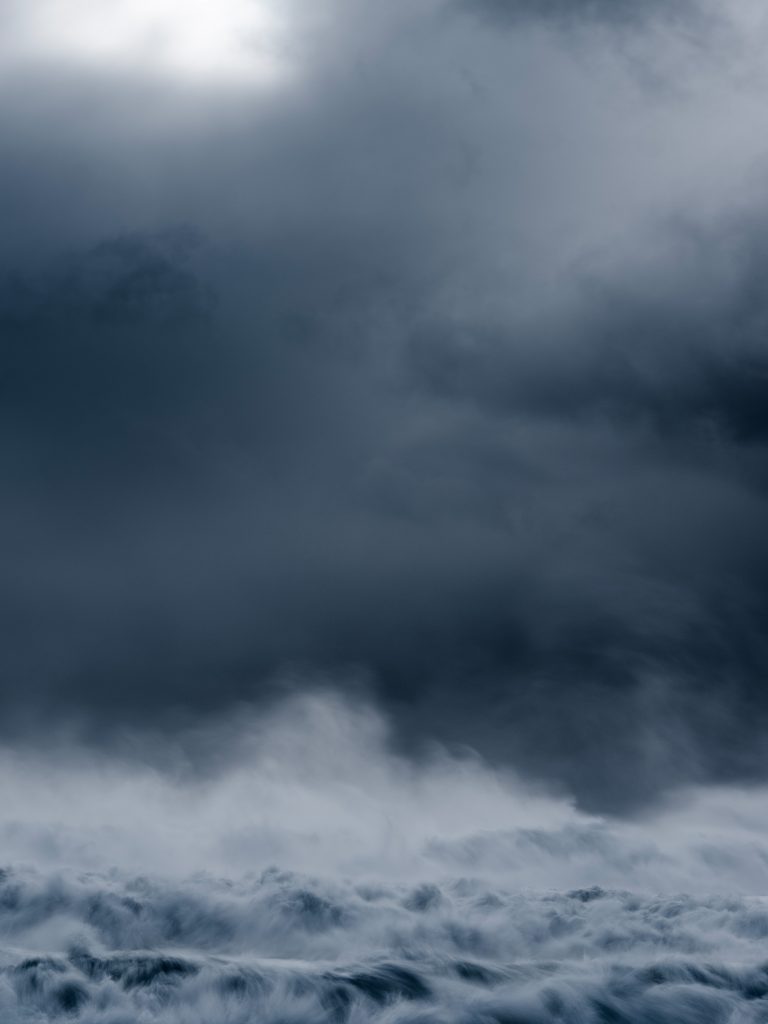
(6, 0), (290, 85)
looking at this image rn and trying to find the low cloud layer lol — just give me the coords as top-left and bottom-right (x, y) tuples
(1, 692), (767, 893)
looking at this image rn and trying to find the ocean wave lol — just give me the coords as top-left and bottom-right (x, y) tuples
(3, 865), (768, 1021)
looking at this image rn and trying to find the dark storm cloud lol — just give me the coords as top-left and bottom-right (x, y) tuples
(2, 0), (768, 812)
(410, 226), (768, 445)
(462, 0), (697, 31)
(0, 230), (215, 475)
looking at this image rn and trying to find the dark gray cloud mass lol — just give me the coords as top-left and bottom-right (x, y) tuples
(2, 0), (768, 813)
(462, 0), (697, 31)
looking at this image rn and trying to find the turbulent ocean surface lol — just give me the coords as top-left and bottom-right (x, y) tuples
(3, 695), (768, 1023)
(6, 869), (768, 1022)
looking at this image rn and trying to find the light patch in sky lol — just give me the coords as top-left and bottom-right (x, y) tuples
(4, 0), (290, 86)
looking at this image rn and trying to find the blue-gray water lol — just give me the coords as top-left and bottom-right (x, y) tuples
(5, 868), (768, 1022)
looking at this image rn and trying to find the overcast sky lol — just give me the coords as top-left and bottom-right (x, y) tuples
(3, 0), (768, 812)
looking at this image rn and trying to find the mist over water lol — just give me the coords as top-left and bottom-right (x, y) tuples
(3, 692), (768, 1021)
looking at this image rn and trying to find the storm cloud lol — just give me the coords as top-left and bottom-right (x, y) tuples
(462, 0), (700, 31)
(2, 0), (768, 817)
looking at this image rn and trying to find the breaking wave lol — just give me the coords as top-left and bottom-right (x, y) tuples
(3, 692), (768, 1021)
